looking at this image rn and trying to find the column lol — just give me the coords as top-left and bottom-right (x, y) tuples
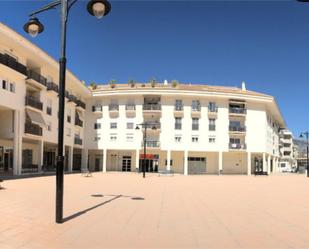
(82, 149), (88, 171)
(38, 140), (44, 172)
(267, 155), (271, 175)
(184, 150), (188, 175)
(166, 150), (171, 171)
(13, 110), (22, 175)
(68, 146), (73, 172)
(103, 148), (107, 172)
(247, 152), (251, 176)
(135, 149), (139, 172)
(218, 151), (223, 175)
(263, 153), (266, 172)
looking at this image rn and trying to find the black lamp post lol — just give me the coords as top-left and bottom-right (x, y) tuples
(23, 0), (111, 224)
(135, 122), (157, 178)
(299, 132), (309, 177)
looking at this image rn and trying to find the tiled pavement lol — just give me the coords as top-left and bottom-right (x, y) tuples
(1, 173), (309, 248)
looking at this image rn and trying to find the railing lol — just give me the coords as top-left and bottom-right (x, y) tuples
(209, 124), (216, 131)
(68, 94), (77, 103)
(229, 143), (246, 150)
(143, 141), (160, 147)
(24, 123), (42, 136)
(92, 105), (102, 112)
(75, 118), (83, 127)
(144, 122), (161, 130)
(109, 104), (119, 111)
(125, 104), (136, 111)
(21, 164), (39, 173)
(0, 53), (27, 76)
(192, 124), (199, 130)
(229, 126), (246, 132)
(191, 106), (201, 112)
(174, 105), (183, 111)
(27, 70), (47, 87)
(47, 82), (59, 93)
(25, 96), (43, 111)
(208, 106), (218, 113)
(143, 104), (161, 111)
(229, 107), (247, 114)
(76, 100), (86, 110)
(74, 137), (83, 145)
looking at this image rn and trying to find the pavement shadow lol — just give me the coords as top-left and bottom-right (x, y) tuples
(63, 194), (144, 223)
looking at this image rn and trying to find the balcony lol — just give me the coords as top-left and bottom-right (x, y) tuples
(208, 106), (218, 117)
(174, 105), (184, 117)
(109, 104), (119, 117)
(24, 123), (42, 136)
(229, 107), (247, 116)
(191, 106), (201, 117)
(92, 105), (102, 114)
(74, 137), (83, 145)
(26, 70), (47, 88)
(25, 96), (43, 111)
(76, 100), (86, 110)
(229, 143), (246, 150)
(143, 122), (161, 132)
(143, 141), (160, 148)
(0, 53), (27, 76)
(126, 104), (136, 117)
(75, 118), (83, 127)
(47, 82), (59, 93)
(229, 126), (246, 133)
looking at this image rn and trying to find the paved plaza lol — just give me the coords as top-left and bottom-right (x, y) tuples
(1, 173), (309, 248)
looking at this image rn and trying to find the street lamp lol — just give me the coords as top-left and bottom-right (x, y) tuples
(135, 122), (158, 178)
(299, 131), (309, 177)
(23, 0), (111, 224)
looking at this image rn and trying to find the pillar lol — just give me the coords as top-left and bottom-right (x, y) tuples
(218, 151), (223, 175)
(13, 110), (22, 175)
(38, 140), (44, 172)
(247, 152), (251, 175)
(184, 150), (188, 175)
(103, 148), (107, 172)
(82, 149), (88, 171)
(267, 155), (271, 175)
(167, 150), (171, 171)
(68, 146), (73, 172)
(263, 153), (266, 172)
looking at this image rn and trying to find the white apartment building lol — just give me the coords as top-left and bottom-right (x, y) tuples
(278, 129), (297, 172)
(0, 23), (286, 176)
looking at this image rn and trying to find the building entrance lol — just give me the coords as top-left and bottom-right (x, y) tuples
(139, 154), (159, 172)
(122, 156), (131, 172)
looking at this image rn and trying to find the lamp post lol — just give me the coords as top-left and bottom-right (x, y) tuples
(23, 0), (111, 224)
(135, 122), (158, 178)
(299, 132), (309, 177)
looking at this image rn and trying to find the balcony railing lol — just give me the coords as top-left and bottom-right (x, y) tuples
(229, 143), (246, 150)
(229, 126), (246, 132)
(25, 123), (42, 136)
(143, 104), (161, 111)
(25, 96), (43, 111)
(0, 53), (27, 76)
(144, 122), (161, 130)
(92, 105), (102, 112)
(21, 164), (39, 174)
(191, 106), (201, 112)
(47, 82), (59, 93)
(75, 118), (83, 127)
(76, 100), (86, 110)
(27, 70), (47, 87)
(143, 141), (160, 148)
(208, 106), (218, 113)
(125, 104), (136, 111)
(229, 107), (246, 114)
(109, 104), (119, 111)
(74, 137), (83, 145)
(174, 105), (183, 111)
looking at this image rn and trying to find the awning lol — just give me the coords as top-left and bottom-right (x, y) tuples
(26, 109), (47, 127)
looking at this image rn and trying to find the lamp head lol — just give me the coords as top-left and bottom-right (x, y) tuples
(87, 0), (111, 19)
(23, 17), (44, 37)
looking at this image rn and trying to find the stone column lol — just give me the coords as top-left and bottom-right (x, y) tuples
(184, 150), (188, 175)
(247, 152), (251, 176)
(267, 155), (271, 175)
(82, 149), (88, 171)
(218, 151), (223, 175)
(103, 148), (107, 172)
(68, 146), (73, 172)
(38, 140), (44, 172)
(13, 110), (22, 175)
(166, 150), (171, 171)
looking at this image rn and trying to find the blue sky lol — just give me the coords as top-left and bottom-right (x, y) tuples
(0, 0), (308, 136)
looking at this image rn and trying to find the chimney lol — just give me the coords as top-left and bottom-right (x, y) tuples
(164, 80), (168, 85)
(241, 81), (246, 91)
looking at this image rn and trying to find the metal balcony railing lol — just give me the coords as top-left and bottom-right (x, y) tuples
(191, 106), (201, 112)
(47, 82), (59, 93)
(0, 53), (27, 76)
(229, 126), (246, 132)
(229, 143), (246, 150)
(208, 106), (218, 113)
(143, 104), (161, 111)
(229, 107), (247, 114)
(174, 105), (183, 111)
(24, 123), (42, 136)
(74, 137), (83, 145)
(27, 70), (47, 87)
(143, 141), (160, 147)
(109, 104), (119, 111)
(25, 96), (43, 111)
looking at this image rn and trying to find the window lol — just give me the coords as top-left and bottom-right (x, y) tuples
(175, 117), (182, 130)
(22, 149), (33, 166)
(47, 107), (52, 116)
(175, 136), (182, 143)
(2, 80), (6, 90)
(230, 138), (240, 144)
(67, 115), (71, 123)
(126, 134), (134, 142)
(110, 122), (117, 129)
(192, 136), (199, 143)
(110, 134), (117, 141)
(209, 137), (216, 143)
(127, 122), (134, 129)
(192, 100), (200, 111)
(94, 123), (101, 129)
(165, 160), (173, 166)
(66, 128), (71, 137)
(175, 99), (183, 111)
(209, 119), (216, 131)
(47, 122), (52, 131)
(192, 118), (199, 130)
(9, 83), (15, 93)
(208, 102), (217, 112)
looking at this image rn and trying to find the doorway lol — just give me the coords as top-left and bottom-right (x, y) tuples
(122, 156), (131, 172)
(95, 158), (100, 171)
